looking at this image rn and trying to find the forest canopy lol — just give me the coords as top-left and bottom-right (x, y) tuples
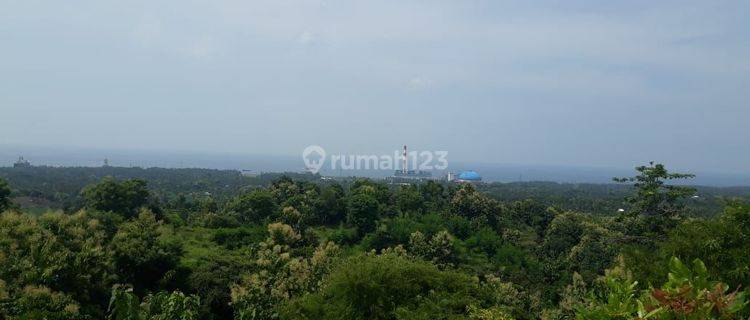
(0, 163), (748, 319)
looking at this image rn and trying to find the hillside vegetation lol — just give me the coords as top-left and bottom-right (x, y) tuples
(0, 163), (748, 319)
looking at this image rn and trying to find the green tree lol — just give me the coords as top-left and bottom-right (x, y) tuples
(420, 180), (446, 210)
(142, 290), (201, 320)
(346, 193), (380, 233)
(0, 178), (11, 212)
(224, 189), (277, 223)
(571, 257), (648, 320)
(614, 162), (695, 235)
(654, 201), (750, 288)
(187, 253), (251, 319)
(107, 285), (201, 320)
(83, 177), (152, 219)
(269, 176), (301, 203)
(0, 211), (110, 318)
(574, 257), (747, 320)
(450, 184), (501, 228)
(230, 223), (340, 320)
(396, 185), (424, 214)
(6, 285), (84, 320)
(314, 184), (346, 225)
(37, 211), (111, 314)
(540, 212), (621, 298)
(409, 230), (458, 268)
(350, 179), (392, 205)
(110, 210), (182, 293)
(507, 199), (554, 238)
(281, 253), (476, 319)
(542, 212), (588, 258)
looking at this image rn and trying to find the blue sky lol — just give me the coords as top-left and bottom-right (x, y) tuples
(1, 0), (749, 172)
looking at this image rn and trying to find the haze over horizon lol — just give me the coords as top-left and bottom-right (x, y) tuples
(4, 144), (750, 187)
(2, 1), (749, 173)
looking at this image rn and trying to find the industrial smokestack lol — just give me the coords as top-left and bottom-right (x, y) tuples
(403, 145), (408, 174)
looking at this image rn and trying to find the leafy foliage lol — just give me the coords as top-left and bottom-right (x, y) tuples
(110, 210), (183, 293)
(0, 178), (11, 212)
(225, 189), (277, 223)
(107, 284), (201, 320)
(282, 252), (479, 319)
(346, 193), (380, 233)
(83, 177), (153, 218)
(614, 162), (696, 237)
(230, 223), (340, 320)
(0, 165), (747, 319)
(573, 257), (747, 319)
(614, 162), (696, 217)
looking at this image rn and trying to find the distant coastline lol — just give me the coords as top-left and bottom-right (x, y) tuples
(2, 145), (749, 187)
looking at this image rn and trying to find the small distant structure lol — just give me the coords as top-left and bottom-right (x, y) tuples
(303, 166), (322, 174)
(446, 172), (456, 181)
(394, 170), (432, 179)
(13, 156), (32, 168)
(103, 158), (111, 167)
(240, 169), (263, 178)
(241, 169), (259, 177)
(456, 171), (482, 183)
(391, 145), (432, 181)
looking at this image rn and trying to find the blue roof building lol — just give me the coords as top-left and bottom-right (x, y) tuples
(457, 171), (482, 181)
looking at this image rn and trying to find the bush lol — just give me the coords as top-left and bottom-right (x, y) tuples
(212, 226), (267, 249)
(282, 253), (479, 319)
(573, 256), (747, 320)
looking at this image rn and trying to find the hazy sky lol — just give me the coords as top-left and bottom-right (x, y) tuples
(1, 1), (749, 172)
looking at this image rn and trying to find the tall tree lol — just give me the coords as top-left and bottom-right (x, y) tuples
(614, 162), (696, 239)
(614, 162), (695, 218)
